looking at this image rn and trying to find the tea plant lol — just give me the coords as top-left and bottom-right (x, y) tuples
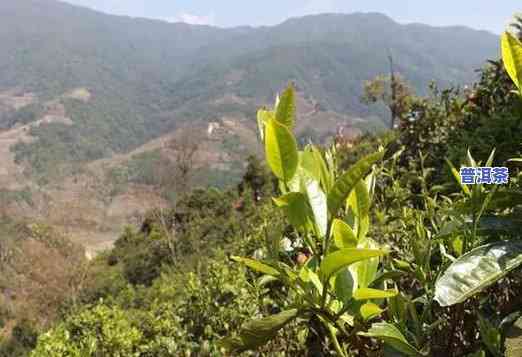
(221, 85), (423, 356)
(432, 32), (522, 309)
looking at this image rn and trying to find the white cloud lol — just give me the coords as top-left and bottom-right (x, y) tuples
(163, 12), (216, 26)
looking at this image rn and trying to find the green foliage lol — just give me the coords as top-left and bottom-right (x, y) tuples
(18, 19), (522, 357)
(224, 84), (398, 356)
(32, 249), (305, 356)
(431, 33), (522, 309)
(31, 305), (143, 357)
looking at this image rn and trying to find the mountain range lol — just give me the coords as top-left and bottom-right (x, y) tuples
(0, 0), (500, 252)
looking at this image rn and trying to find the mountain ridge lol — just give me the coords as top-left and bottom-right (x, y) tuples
(0, 0), (501, 250)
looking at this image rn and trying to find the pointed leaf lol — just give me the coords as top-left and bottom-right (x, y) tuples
(360, 302), (384, 321)
(312, 146), (334, 193)
(299, 266), (323, 294)
(347, 179), (371, 240)
(353, 288), (398, 301)
(257, 109), (274, 142)
(232, 256), (280, 278)
(370, 271), (404, 288)
(265, 117), (298, 182)
(334, 267), (355, 303)
(502, 31), (522, 93)
(300, 149), (321, 182)
(275, 84), (296, 129)
(304, 176), (328, 237)
(445, 158), (471, 196)
(485, 149), (496, 167)
(351, 238), (381, 289)
(435, 241), (522, 307)
(332, 219), (358, 248)
(328, 151), (384, 215)
(359, 322), (424, 357)
(220, 309), (299, 352)
(273, 192), (312, 229)
(478, 314), (503, 357)
(320, 248), (387, 282)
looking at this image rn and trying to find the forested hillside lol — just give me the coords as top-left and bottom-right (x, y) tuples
(0, 0), (498, 173)
(1, 19), (521, 355)
(0, 0), (502, 255)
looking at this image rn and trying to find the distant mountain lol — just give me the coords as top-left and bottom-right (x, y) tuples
(0, 0), (502, 251)
(0, 0), (499, 176)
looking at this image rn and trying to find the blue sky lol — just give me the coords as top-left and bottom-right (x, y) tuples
(62, 0), (520, 34)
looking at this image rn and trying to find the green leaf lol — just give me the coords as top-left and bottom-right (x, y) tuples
(220, 309), (299, 352)
(347, 179), (371, 240)
(478, 314), (502, 357)
(353, 288), (398, 301)
(299, 266), (323, 294)
(445, 158), (471, 197)
(265, 117), (298, 182)
(300, 147), (333, 193)
(331, 219), (358, 248)
(231, 256), (280, 278)
(485, 149), (496, 167)
(286, 165), (305, 193)
(467, 149), (478, 168)
(320, 248), (387, 282)
(502, 31), (522, 93)
(360, 302), (384, 321)
(300, 149), (322, 182)
(257, 275), (279, 287)
(359, 322), (424, 357)
(303, 176), (328, 238)
(273, 192), (311, 229)
(328, 151), (384, 215)
(369, 271), (404, 288)
(434, 241), (522, 307)
(333, 267), (355, 303)
(312, 146), (334, 193)
(257, 109), (274, 142)
(350, 238), (380, 289)
(275, 84), (296, 129)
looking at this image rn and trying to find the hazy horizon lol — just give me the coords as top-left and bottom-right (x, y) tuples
(60, 0), (520, 34)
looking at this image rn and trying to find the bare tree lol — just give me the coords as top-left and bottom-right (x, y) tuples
(361, 58), (413, 130)
(145, 126), (203, 263)
(163, 127), (202, 196)
(388, 55), (399, 129)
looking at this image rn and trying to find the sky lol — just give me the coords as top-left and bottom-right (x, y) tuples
(61, 0), (520, 34)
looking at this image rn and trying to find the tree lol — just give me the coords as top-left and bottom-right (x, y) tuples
(162, 127), (202, 196)
(239, 155), (272, 201)
(361, 57), (414, 129)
